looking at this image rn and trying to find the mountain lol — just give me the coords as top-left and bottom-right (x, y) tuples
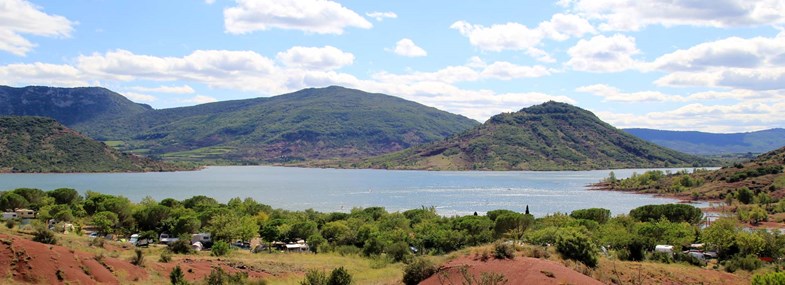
(0, 86), (479, 163)
(359, 102), (714, 170)
(0, 116), (189, 173)
(624, 128), (785, 155)
(0, 86), (151, 127)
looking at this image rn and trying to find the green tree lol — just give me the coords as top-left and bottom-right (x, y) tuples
(555, 228), (597, 267)
(736, 231), (765, 256)
(570, 208), (611, 224)
(702, 218), (739, 257)
(47, 188), (82, 206)
(170, 265), (187, 285)
(737, 187), (754, 204)
(92, 211), (119, 235)
(0, 192), (29, 210)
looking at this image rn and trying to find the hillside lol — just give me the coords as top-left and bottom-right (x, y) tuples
(0, 86), (479, 163)
(0, 116), (189, 173)
(0, 86), (151, 127)
(600, 145), (785, 201)
(625, 128), (785, 155)
(359, 102), (714, 170)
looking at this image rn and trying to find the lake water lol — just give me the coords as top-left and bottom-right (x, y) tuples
(0, 166), (704, 217)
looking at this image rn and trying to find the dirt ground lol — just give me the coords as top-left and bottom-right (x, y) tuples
(420, 255), (603, 285)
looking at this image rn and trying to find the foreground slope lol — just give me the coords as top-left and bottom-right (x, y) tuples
(361, 102), (713, 170)
(0, 116), (187, 173)
(625, 128), (785, 155)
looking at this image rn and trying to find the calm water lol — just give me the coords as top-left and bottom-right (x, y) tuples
(0, 166), (703, 216)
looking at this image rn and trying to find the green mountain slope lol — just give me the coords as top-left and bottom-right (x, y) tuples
(0, 116), (189, 173)
(360, 102), (714, 170)
(624, 128), (785, 155)
(0, 86), (151, 127)
(1, 85), (479, 163)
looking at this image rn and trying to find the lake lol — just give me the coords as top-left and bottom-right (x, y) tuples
(0, 166), (703, 216)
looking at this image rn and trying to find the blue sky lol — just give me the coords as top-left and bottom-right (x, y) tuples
(1, 0), (785, 132)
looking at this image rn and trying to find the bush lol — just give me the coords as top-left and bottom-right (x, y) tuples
(211, 241), (231, 257)
(5, 219), (15, 229)
(170, 265), (187, 285)
(335, 245), (361, 256)
(386, 241), (411, 263)
(169, 239), (193, 254)
(629, 204), (702, 225)
(130, 248), (144, 267)
(723, 255), (763, 273)
(89, 237), (105, 247)
(33, 228), (57, 245)
(402, 257), (437, 285)
(300, 269), (327, 285)
(524, 246), (550, 259)
(159, 251), (172, 263)
(752, 271), (785, 285)
(206, 266), (248, 285)
(570, 208), (611, 224)
(493, 241), (515, 259)
(327, 267), (352, 285)
(555, 230), (597, 268)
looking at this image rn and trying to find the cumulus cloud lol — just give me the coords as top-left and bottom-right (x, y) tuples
(224, 0), (372, 35)
(652, 32), (785, 90)
(0, 0), (75, 56)
(392, 38), (427, 57)
(566, 34), (641, 72)
(122, 92), (157, 102)
(130, 85), (196, 94)
(366, 11), (397, 21)
(451, 13), (594, 61)
(566, 0), (785, 31)
(0, 62), (85, 86)
(276, 46), (354, 70)
(597, 99), (785, 132)
(576, 84), (687, 102)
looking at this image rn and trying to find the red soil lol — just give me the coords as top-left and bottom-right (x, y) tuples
(0, 234), (147, 284)
(421, 256), (603, 285)
(152, 258), (271, 282)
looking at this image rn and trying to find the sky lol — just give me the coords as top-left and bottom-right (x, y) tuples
(1, 0), (785, 133)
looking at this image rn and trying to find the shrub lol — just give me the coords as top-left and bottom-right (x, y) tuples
(327, 267), (352, 285)
(752, 271), (785, 285)
(89, 237), (105, 247)
(5, 219), (15, 229)
(170, 265), (187, 285)
(493, 241), (515, 259)
(402, 257), (437, 285)
(723, 255), (762, 273)
(524, 246), (550, 259)
(555, 230), (597, 268)
(206, 266), (248, 285)
(159, 251), (172, 263)
(130, 248), (144, 267)
(211, 241), (231, 257)
(300, 269), (327, 285)
(335, 245), (361, 256)
(33, 228), (57, 245)
(169, 239), (193, 254)
(386, 241), (411, 263)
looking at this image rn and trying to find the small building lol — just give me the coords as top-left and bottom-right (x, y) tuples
(15, 209), (35, 219)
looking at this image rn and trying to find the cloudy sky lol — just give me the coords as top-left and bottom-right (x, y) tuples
(1, 0), (784, 132)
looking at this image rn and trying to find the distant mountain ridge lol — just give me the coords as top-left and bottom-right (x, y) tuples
(358, 102), (714, 170)
(0, 85), (479, 163)
(0, 116), (187, 173)
(624, 128), (785, 155)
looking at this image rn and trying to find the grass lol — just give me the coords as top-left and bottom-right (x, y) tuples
(102, 140), (125, 148)
(161, 146), (236, 161)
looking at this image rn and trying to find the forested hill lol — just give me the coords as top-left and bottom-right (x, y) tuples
(0, 116), (189, 173)
(0, 86), (151, 126)
(0, 85), (479, 163)
(359, 102), (715, 170)
(624, 128), (785, 155)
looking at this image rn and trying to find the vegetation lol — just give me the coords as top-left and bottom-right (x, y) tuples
(300, 267), (352, 285)
(0, 116), (193, 173)
(361, 101), (713, 170)
(752, 271), (785, 285)
(211, 240), (230, 256)
(402, 257), (437, 285)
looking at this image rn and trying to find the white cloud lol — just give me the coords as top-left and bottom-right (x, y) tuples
(366, 11), (397, 21)
(182, 95), (218, 104)
(0, 62), (85, 86)
(480, 62), (552, 80)
(122, 92), (157, 102)
(130, 85), (196, 94)
(576, 84), (687, 102)
(450, 13), (594, 60)
(205, 0), (215, 4)
(392, 38), (427, 57)
(567, 0), (785, 31)
(0, 0), (74, 56)
(372, 61), (551, 84)
(223, 0), (372, 35)
(566, 34), (640, 72)
(597, 99), (785, 132)
(651, 33), (785, 90)
(276, 46), (355, 70)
